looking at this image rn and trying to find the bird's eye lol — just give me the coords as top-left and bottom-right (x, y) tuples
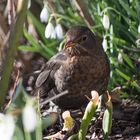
(82, 35), (87, 41)
(77, 35), (87, 43)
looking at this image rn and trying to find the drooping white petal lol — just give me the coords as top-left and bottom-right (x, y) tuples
(55, 24), (63, 39)
(51, 30), (56, 39)
(136, 39), (140, 47)
(102, 14), (110, 30)
(102, 37), (108, 51)
(22, 105), (37, 132)
(45, 22), (55, 39)
(118, 53), (123, 64)
(28, 0), (31, 9)
(138, 24), (140, 33)
(40, 6), (49, 23)
(0, 114), (15, 140)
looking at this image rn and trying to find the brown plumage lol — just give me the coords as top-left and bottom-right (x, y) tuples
(35, 26), (110, 109)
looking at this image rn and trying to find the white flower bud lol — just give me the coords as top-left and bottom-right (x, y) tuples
(28, 0), (31, 9)
(45, 22), (55, 39)
(0, 113), (15, 140)
(40, 6), (49, 23)
(51, 30), (56, 39)
(118, 52), (123, 64)
(138, 24), (140, 33)
(22, 105), (37, 132)
(55, 24), (63, 39)
(136, 39), (140, 47)
(102, 37), (108, 51)
(102, 14), (110, 30)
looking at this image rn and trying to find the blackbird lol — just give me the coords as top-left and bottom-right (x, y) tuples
(35, 26), (110, 109)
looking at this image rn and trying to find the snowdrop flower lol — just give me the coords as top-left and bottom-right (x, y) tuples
(45, 22), (56, 39)
(0, 113), (15, 140)
(118, 52), (123, 64)
(136, 39), (140, 47)
(28, 0), (31, 9)
(138, 24), (140, 34)
(51, 30), (56, 39)
(102, 14), (110, 30)
(40, 6), (49, 23)
(55, 24), (63, 39)
(102, 37), (108, 51)
(22, 105), (37, 132)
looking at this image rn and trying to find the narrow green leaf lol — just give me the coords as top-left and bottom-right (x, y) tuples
(116, 69), (131, 81)
(13, 126), (24, 140)
(42, 113), (58, 130)
(122, 53), (134, 69)
(28, 11), (47, 44)
(39, 41), (56, 58)
(119, 0), (137, 18)
(136, 0), (140, 22)
(23, 28), (39, 49)
(19, 45), (40, 52)
(78, 91), (99, 140)
(103, 107), (112, 140)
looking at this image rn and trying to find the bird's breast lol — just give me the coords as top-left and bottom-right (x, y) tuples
(53, 54), (110, 109)
(54, 55), (109, 93)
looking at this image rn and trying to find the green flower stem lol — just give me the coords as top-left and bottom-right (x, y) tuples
(0, 0), (28, 109)
(24, 130), (31, 140)
(68, 134), (78, 140)
(78, 101), (97, 140)
(102, 100), (113, 140)
(42, 113), (58, 130)
(101, 7), (121, 16)
(50, 13), (77, 24)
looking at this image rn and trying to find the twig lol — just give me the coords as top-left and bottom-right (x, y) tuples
(5, 69), (20, 110)
(71, 0), (94, 27)
(7, 0), (15, 26)
(0, 0), (28, 109)
(40, 90), (68, 106)
(46, 0), (57, 13)
(45, 0), (57, 21)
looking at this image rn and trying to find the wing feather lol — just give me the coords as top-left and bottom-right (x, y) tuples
(35, 51), (68, 95)
(35, 71), (50, 87)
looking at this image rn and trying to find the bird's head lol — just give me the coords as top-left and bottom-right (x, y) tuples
(64, 26), (101, 55)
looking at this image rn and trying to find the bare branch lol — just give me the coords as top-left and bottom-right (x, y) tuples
(71, 0), (94, 27)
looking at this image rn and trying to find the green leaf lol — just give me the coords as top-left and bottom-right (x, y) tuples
(13, 126), (24, 140)
(119, 0), (137, 18)
(39, 41), (56, 58)
(103, 105), (112, 140)
(19, 45), (40, 52)
(78, 91), (99, 140)
(7, 80), (26, 110)
(27, 11), (47, 44)
(116, 69), (131, 81)
(23, 28), (39, 49)
(135, 0), (140, 22)
(122, 53), (134, 69)
(42, 113), (58, 130)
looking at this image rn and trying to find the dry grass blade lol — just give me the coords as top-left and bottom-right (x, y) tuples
(40, 90), (68, 106)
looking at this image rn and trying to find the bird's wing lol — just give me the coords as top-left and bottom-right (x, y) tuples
(35, 51), (67, 95)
